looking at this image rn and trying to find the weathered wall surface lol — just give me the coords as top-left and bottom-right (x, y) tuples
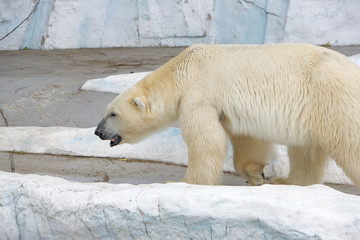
(0, 0), (288, 49)
(283, 0), (360, 46)
(4, 0), (359, 50)
(2, 0), (359, 50)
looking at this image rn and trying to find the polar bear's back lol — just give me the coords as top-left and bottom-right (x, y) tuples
(180, 43), (360, 86)
(174, 44), (360, 146)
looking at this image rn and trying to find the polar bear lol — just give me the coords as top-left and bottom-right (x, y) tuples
(95, 43), (360, 188)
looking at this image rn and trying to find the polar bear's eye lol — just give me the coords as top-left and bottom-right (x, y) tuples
(110, 112), (116, 117)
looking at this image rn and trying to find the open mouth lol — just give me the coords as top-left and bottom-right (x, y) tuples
(110, 135), (122, 147)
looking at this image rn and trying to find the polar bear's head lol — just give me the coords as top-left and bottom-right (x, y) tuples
(94, 88), (153, 146)
(94, 79), (177, 147)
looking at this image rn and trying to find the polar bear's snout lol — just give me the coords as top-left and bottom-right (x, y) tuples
(95, 118), (122, 147)
(94, 118), (107, 139)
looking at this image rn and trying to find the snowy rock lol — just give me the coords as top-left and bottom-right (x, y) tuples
(80, 72), (151, 94)
(0, 171), (359, 239)
(349, 54), (360, 66)
(0, 126), (353, 185)
(0, 126), (189, 166)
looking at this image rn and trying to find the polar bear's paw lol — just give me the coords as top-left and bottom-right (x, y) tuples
(269, 177), (290, 185)
(247, 174), (266, 186)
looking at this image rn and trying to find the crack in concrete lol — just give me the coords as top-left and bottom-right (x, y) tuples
(0, 107), (15, 172)
(136, 0), (142, 45)
(135, 196), (150, 239)
(12, 192), (21, 239)
(123, 208), (136, 240)
(10, 153), (15, 173)
(181, 215), (191, 239)
(209, 215), (213, 239)
(102, 207), (113, 240)
(267, 11), (281, 18)
(28, 199), (41, 239)
(79, 217), (96, 240)
(0, 108), (8, 126)
(157, 197), (162, 223)
(240, 0), (281, 18)
(44, 202), (54, 238)
(13, 180), (28, 239)
(224, 222), (229, 238)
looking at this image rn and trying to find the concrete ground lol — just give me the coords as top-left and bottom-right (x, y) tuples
(1, 46), (360, 195)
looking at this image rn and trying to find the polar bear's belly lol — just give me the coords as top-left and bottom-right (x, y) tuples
(222, 107), (310, 146)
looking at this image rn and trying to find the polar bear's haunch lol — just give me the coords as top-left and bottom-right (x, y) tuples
(95, 43), (360, 187)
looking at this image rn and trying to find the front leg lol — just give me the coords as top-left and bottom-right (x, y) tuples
(179, 103), (228, 185)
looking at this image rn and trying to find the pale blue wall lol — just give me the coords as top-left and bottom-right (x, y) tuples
(3, 0), (360, 49)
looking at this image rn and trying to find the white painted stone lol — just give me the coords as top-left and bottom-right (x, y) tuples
(348, 54), (360, 66)
(0, 171), (359, 239)
(80, 71), (151, 94)
(0, 126), (189, 167)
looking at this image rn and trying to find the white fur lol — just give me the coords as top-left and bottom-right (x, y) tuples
(103, 43), (360, 187)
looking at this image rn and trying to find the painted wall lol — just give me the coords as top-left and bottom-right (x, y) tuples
(283, 0), (360, 46)
(0, 0), (359, 50)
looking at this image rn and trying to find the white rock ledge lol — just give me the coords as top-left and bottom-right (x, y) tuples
(0, 126), (353, 185)
(1, 171), (360, 240)
(80, 72), (151, 94)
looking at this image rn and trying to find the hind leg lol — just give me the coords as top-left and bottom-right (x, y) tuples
(231, 136), (272, 186)
(271, 146), (328, 186)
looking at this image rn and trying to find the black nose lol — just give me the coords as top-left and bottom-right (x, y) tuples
(95, 129), (102, 138)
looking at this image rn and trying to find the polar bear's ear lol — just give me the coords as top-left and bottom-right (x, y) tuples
(133, 97), (146, 111)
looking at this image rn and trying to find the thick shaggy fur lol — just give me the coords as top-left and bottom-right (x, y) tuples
(96, 43), (360, 187)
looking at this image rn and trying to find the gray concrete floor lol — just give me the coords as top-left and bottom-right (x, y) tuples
(1, 46), (360, 195)
(0, 47), (185, 127)
(0, 152), (248, 186)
